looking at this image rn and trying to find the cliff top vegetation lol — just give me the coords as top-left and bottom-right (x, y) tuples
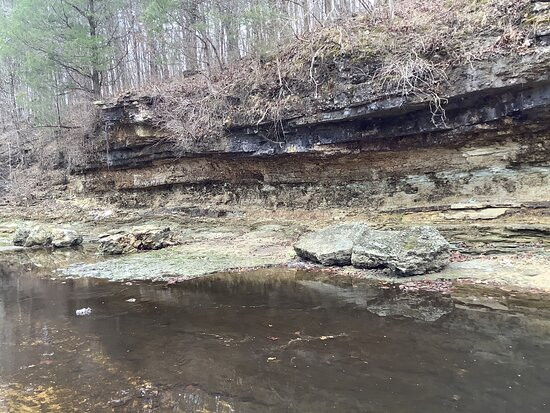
(137, 0), (546, 148)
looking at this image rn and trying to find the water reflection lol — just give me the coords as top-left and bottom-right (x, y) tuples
(1, 265), (550, 412)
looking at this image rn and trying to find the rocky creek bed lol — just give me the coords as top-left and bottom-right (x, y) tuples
(1, 265), (550, 412)
(0, 204), (549, 292)
(1, 204), (550, 412)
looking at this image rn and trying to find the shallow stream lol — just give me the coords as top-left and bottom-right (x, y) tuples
(1, 266), (550, 412)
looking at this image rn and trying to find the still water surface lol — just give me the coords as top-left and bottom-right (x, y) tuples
(1, 266), (550, 412)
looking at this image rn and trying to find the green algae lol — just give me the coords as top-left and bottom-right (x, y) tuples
(60, 244), (295, 281)
(59, 225), (298, 281)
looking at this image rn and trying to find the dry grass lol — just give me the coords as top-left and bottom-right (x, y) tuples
(2, 101), (100, 204)
(128, 0), (536, 149)
(59, 101), (103, 170)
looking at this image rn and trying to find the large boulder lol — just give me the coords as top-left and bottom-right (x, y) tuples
(98, 226), (179, 255)
(51, 228), (83, 248)
(293, 222), (369, 265)
(13, 225), (83, 248)
(24, 226), (53, 247)
(351, 226), (451, 276)
(294, 223), (451, 276)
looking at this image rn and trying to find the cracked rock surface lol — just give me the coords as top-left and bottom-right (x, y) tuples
(295, 223), (451, 276)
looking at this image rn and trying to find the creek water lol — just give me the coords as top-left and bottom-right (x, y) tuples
(1, 266), (550, 412)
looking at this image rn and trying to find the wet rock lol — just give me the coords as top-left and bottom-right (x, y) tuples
(98, 233), (127, 255)
(294, 222), (369, 265)
(98, 226), (179, 255)
(13, 225), (83, 248)
(295, 223), (451, 276)
(352, 226), (451, 276)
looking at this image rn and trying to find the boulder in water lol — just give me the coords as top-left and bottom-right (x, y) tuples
(351, 226), (451, 276)
(13, 227), (31, 246)
(294, 223), (451, 276)
(293, 222), (369, 265)
(51, 228), (84, 248)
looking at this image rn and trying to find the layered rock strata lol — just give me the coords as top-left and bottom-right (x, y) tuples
(73, 45), (550, 213)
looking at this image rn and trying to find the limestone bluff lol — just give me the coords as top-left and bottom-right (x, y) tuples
(76, 48), (550, 215)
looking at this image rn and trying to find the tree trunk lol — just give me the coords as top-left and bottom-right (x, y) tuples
(184, 8), (199, 71)
(88, 0), (102, 98)
(8, 67), (23, 163)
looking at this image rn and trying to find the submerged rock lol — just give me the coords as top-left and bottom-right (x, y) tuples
(293, 222), (369, 265)
(13, 225), (82, 248)
(98, 226), (179, 255)
(294, 223), (451, 276)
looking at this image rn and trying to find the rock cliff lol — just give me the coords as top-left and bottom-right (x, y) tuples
(73, 1), (550, 214)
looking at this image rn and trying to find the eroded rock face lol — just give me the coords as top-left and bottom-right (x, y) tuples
(13, 225), (83, 248)
(351, 227), (451, 276)
(69, 42), (550, 216)
(294, 223), (451, 276)
(98, 226), (179, 255)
